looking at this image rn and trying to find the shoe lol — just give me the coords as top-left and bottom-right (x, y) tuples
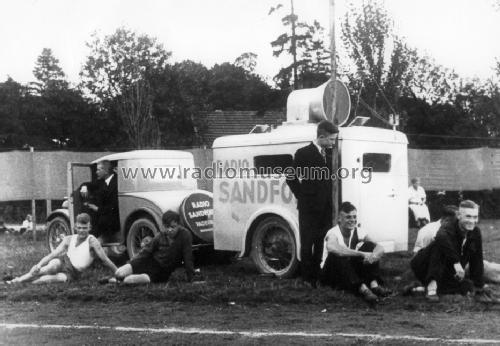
(2, 274), (14, 282)
(371, 285), (392, 297)
(425, 292), (439, 302)
(401, 282), (419, 296)
(361, 288), (379, 304)
(98, 277), (117, 285)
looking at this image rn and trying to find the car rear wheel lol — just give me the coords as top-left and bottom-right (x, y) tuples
(250, 216), (298, 279)
(46, 216), (71, 252)
(126, 218), (158, 258)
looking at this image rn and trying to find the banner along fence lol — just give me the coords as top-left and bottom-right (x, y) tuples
(0, 149), (212, 202)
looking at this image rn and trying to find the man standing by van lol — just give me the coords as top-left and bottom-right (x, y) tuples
(80, 160), (119, 240)
(286, 120), (338, 288)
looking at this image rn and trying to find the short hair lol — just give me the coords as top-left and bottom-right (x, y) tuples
(97, 160), (114, 174)
(339, 201), (357, 214)
(76, 213), (91, 225)
(162, 210), (180, 226)
(317, 120), (338, 138)
(411, 177), (419, 184)
(459, 200), (479, 210)
(441, 205), (458, 218)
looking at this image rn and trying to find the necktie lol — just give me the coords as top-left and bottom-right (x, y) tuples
(320, 148), (326, 163)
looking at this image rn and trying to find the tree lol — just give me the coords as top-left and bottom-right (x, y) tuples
(208, 62), (278, 111)
(152, 60), (212, 147)
(32, 48), (68, 93)
(341, 0), (465, 129)
(269, 3), (332, 90)
(234, 52), (258, 73)
(269, 0), (311, 89)
(80, 28), (171, 148)
(0, 78), (26, 147)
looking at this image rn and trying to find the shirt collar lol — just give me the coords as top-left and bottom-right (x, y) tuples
(105, 174), (114, 186)
(313, 141), (323, 154)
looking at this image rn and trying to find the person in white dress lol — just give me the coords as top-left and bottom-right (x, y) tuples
(408, 177), (430, 227)
(7, 213), (117, 284)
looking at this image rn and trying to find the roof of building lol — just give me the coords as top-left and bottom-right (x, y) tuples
(201, 110), (285, 146)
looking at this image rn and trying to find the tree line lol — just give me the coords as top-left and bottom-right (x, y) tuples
(1, 0), (499, 150)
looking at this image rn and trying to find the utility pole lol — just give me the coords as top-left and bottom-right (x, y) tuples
(30, 146), (37, 241)
(329, 0), (339, 224)
(290, 0), (298, 89)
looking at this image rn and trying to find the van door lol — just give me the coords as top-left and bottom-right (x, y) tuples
(341, 140), (408, 252)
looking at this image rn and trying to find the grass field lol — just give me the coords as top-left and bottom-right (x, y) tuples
(1, 221), (500, 345)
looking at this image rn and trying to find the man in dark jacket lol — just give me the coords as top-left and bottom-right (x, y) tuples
(411, 200), (487, 301)
(286, 120), (338, 287)
(114, 210), (194, 284)
(80, 160), (119, 240)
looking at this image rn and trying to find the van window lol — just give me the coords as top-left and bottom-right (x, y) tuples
(363, 153), (391, 172)
(254, 154), (293, 175)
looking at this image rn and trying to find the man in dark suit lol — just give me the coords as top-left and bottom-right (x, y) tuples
(80, 160), (119, 240)
(286, 120), (338, 287)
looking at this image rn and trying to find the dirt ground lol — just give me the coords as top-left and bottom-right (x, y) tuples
(2, 221), (500, 345)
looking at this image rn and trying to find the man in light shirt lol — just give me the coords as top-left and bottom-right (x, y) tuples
(413, 206), (458, 253)
(7, 213), (117, 284)
(320, 202), (391, 304)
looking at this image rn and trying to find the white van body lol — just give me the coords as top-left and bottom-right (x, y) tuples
(212, 122), (408, 277)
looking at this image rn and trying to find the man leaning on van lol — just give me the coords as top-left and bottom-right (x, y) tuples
(286, 120), (338, 288)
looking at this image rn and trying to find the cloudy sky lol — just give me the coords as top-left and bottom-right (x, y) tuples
(0, 0), (499, 85)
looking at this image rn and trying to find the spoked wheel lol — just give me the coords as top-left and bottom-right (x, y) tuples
(46, 216), (71, 252)
(126, 218), (158, 258)
(251, 216), (298, 278)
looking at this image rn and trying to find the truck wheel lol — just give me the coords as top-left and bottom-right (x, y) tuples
(250, 216), (298, 279)
(46, 216), (71, 252)
(126, 218), (158, 258)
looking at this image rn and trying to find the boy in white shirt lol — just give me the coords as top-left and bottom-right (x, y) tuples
(321, 202), (391, 304)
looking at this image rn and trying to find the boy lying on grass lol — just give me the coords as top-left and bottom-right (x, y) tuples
(7, 213), (117, 284)
(112, 211), (195, 285)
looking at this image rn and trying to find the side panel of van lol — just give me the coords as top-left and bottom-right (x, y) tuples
(341, 139), (408, 252)
(213, 143), (306, 252)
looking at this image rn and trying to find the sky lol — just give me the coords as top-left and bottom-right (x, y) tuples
(0, 0), (499, 86)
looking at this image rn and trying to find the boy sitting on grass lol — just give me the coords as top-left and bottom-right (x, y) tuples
(114, 211), (195, 285)
(7, 213), (117, 284)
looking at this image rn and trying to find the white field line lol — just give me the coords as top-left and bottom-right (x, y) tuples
(1, 323), (500, 344)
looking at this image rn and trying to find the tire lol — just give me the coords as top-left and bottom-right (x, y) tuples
(46, 216), (71, 252)
(126, 218), (159, 258)
(250, 216), (298, 279)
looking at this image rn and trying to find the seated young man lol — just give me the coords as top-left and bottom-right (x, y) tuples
(8, 213), (117, 284)
(411, 200), (491, 302)
(114, 211), (194, 285)
(412, 204), (500, 285)
(320, 202), (391, 304)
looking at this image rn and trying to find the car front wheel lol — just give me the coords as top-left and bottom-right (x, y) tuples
(126, 218), (158, 258)
(46, 216), (71, 252)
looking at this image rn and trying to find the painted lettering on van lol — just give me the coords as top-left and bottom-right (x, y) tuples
(218, 180), (294, 204)
(216, 159), (250, 172)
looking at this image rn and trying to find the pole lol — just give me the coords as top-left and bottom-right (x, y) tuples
(30, 146), (37, 241)
(329, 0), (339, 225)
(291, 0), (298, 89)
